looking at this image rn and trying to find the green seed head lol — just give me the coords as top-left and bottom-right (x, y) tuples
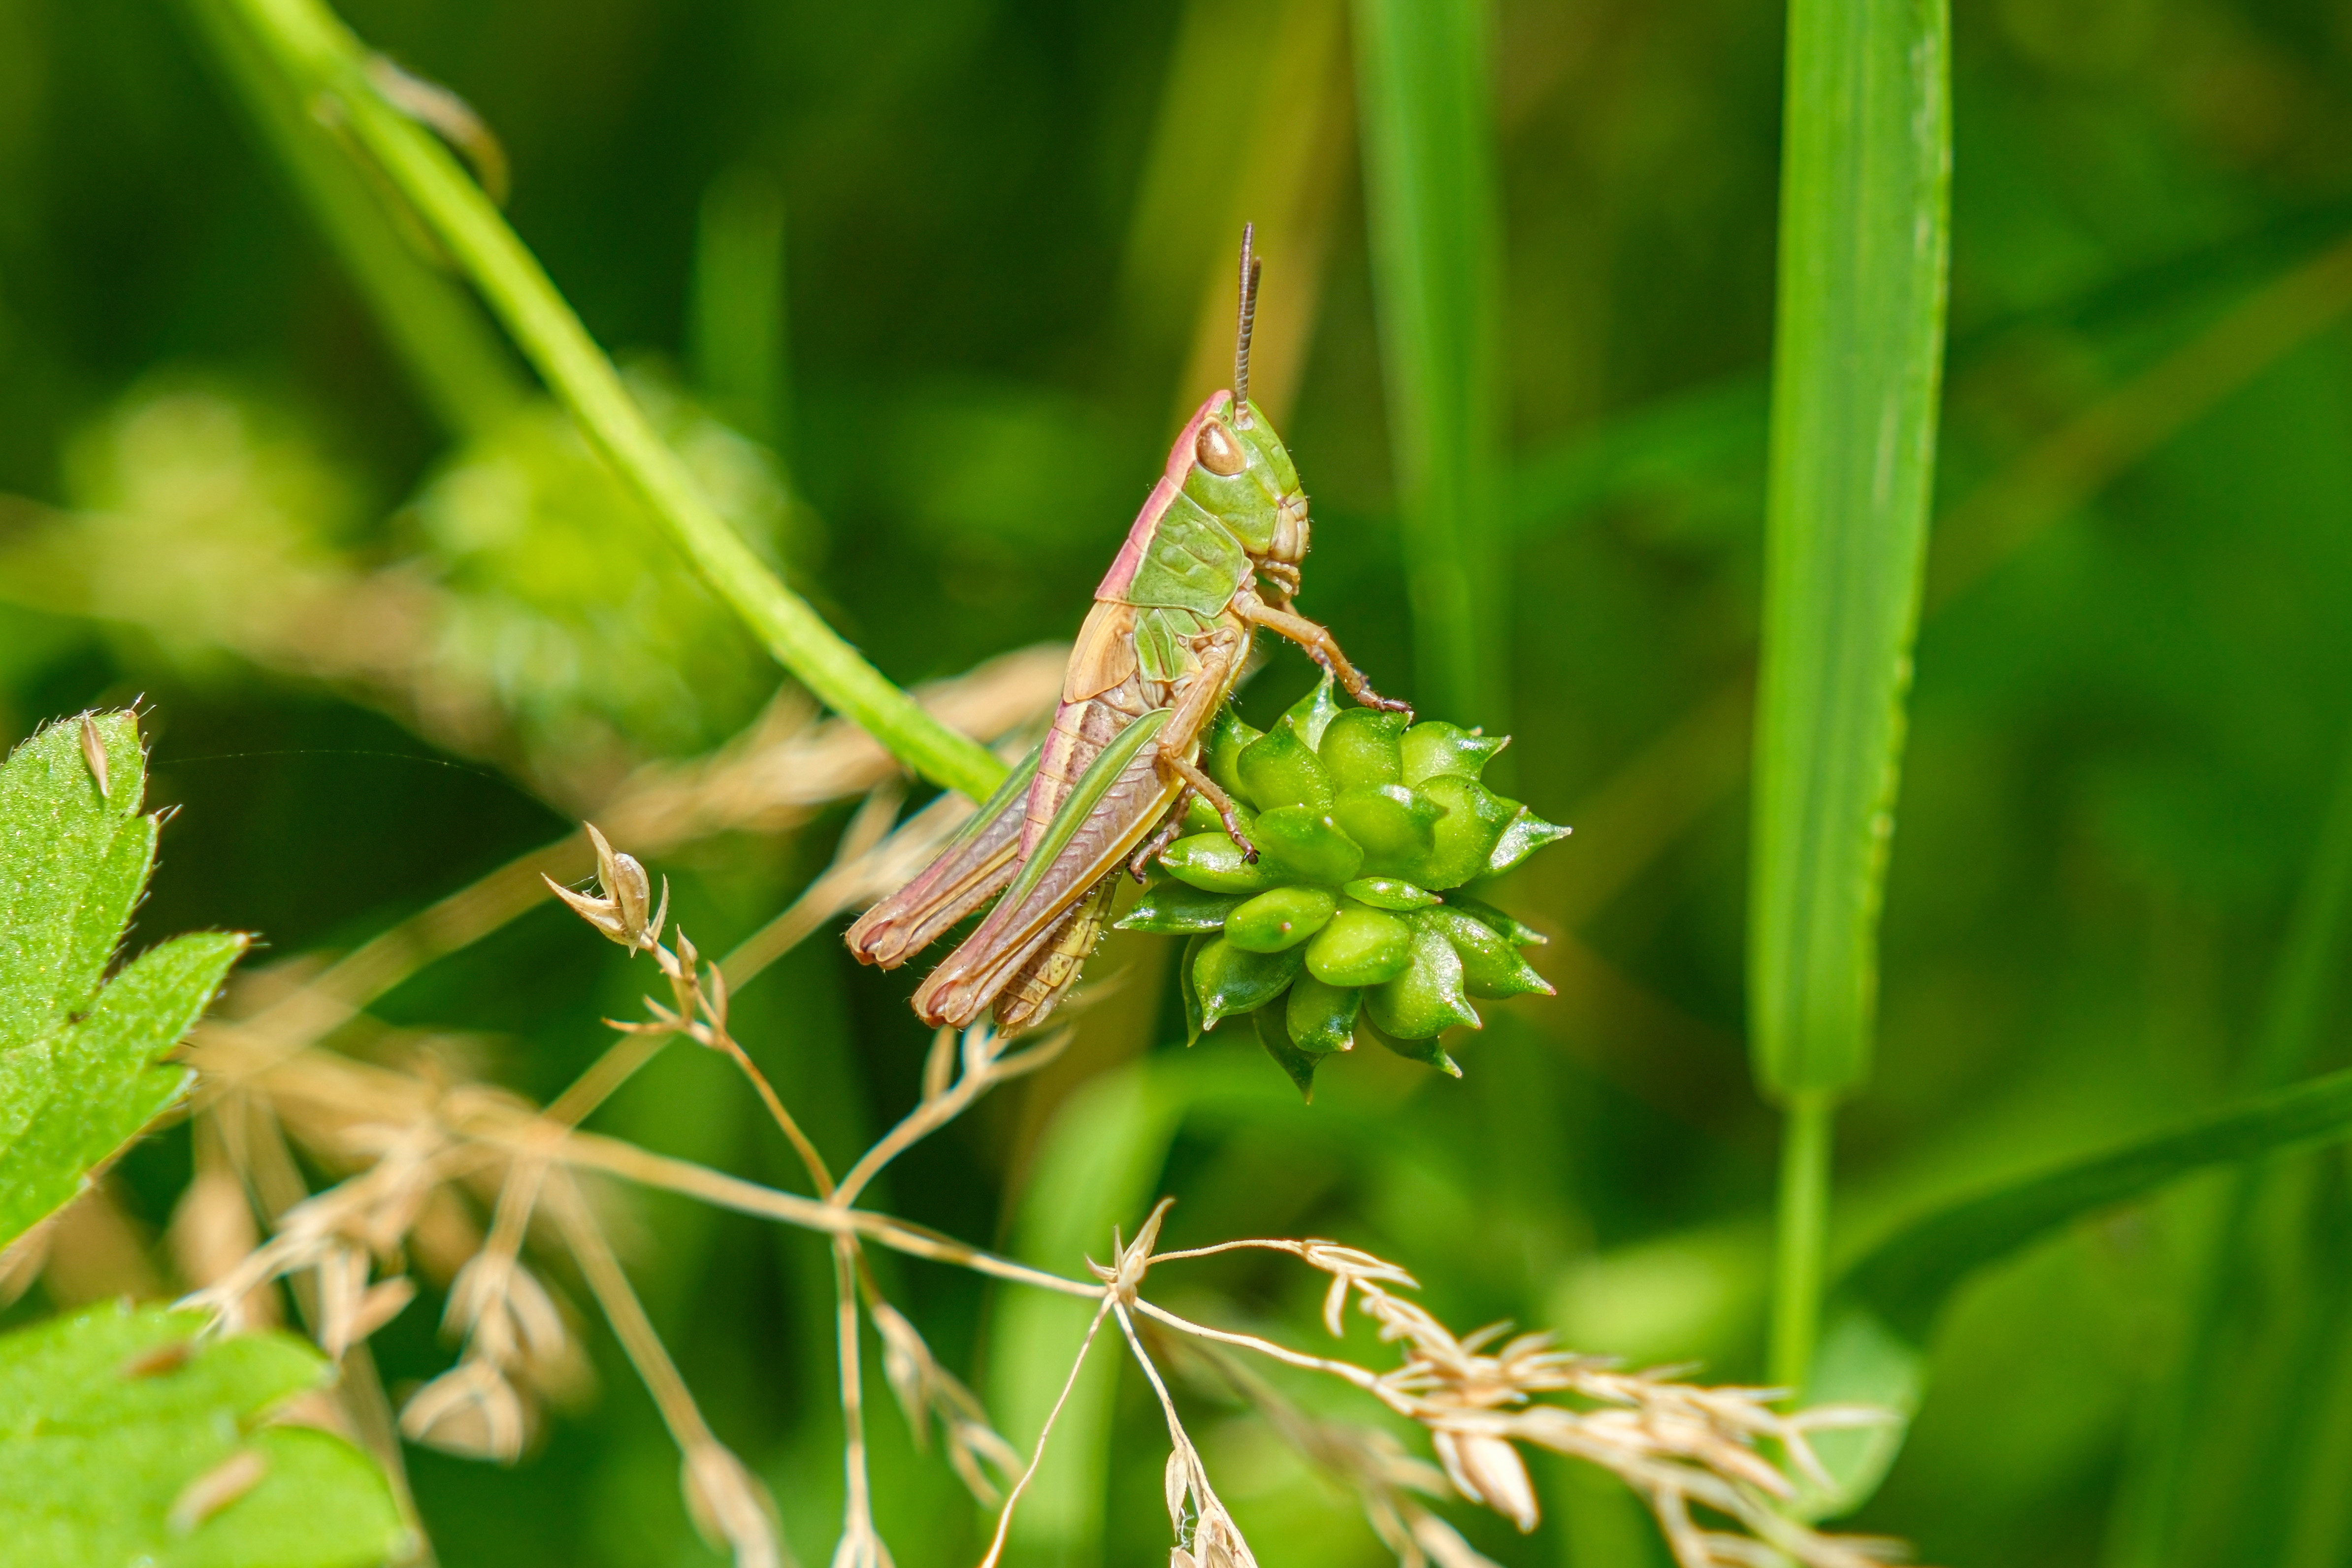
(1116, 675), (1570, 1098)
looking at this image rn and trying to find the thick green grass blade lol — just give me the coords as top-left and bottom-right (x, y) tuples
(1800, 1059), (2352, 1518)
(0, 713), (249, 1253)
(1351, 0), (1509, 732)
(0, 1304), (406, 1568)
(1749, 0), (1953, 1102)
(1750, 0), (1951, 1391)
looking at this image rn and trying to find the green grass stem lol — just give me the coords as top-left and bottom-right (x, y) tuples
(217, 0), (1004, 802)
(1350, 0), (1509, 734)
(1750, 0), (1951, 1389)
(1770, 1090), (1836, 1390)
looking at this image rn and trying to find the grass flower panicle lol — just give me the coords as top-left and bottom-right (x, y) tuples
(164, 802), (1905, 1568)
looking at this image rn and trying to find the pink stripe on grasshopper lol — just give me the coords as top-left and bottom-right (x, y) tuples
(1092, 389), (1233, 601)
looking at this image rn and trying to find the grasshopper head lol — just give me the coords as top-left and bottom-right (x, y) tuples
(1185, 392), (1310, 579)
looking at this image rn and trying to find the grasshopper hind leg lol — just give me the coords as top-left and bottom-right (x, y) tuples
(993, 875), (1120, 1035)
(1130, 787), (1197, 881)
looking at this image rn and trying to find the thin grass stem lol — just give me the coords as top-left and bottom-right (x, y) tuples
(831, 1235), (879, 1565)
(978, 1300), (1114, 1568)
(550, 1178), (717, 1450)
(216, 0), (1003, 801)
(1769, 1092), (1836, 1392)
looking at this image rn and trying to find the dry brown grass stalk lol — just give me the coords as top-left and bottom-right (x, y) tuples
(172, 810), (1907, 1568)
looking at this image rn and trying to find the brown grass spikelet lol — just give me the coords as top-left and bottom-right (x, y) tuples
(541, 822), (666, 952)
(398, 1358), (532, 1462)
(1433, 1430), (1538, 1532)
(681, 1440), (787, 1568)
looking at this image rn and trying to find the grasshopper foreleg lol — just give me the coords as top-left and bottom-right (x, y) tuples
(1235, 594), (1412, 717)
(1166, 754), (1255, 859)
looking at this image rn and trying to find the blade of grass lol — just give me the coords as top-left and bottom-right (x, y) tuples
(1507, 229), (2352, 956)
(2107, 721), (2352, 1568)
(174, 0), (527, 441)
(1351, 0), (1509, 732)
(1798, 1054), (2352, 1519)
(689, 165), (790, 454)
(215, 0), (1003, 802)
(1750, 0), (1951, 1390)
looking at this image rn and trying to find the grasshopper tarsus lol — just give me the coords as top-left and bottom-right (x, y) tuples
(1247, 595), (1409, 719)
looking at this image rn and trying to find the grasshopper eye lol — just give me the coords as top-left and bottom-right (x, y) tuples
(1196, 420), (1248, 477)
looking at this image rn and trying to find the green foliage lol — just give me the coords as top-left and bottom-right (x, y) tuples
(1804, 1060), (2352, 1518)
(0, 1303), (407, 1568)
(406, 373), (798, 758)
(208, 0), (1006, 802)
(0, 712), (246, 1252)
(1749, 0), (1952, 1103)
(1124, 679), (1564, 1096)
(11, 0), (2352, 1560)
(0, 715), (403, 1563)
(1750, 0), (1953, 1393)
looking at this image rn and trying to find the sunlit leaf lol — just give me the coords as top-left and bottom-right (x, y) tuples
(0, 713), (246, 1253)
(0, 1303), (406, 1568)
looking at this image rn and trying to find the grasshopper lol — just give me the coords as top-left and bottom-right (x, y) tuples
(846, 228), (1407, 1033)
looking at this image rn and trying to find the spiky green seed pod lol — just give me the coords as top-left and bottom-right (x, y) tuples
(1116, 676), (1568, 1098)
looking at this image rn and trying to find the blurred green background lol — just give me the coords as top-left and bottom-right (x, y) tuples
(7, 0), (2352, 1565)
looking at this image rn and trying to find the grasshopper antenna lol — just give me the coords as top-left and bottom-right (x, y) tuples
(1233, 221), (1262, 427)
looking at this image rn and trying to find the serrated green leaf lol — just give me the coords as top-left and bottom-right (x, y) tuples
(1804, 1062), (2352, 1520)
(0, 932), (248, 1251)
(0, 1303), (407, 1568)
(0, 714), (250, 1252)
(0, 713), (153, 1042)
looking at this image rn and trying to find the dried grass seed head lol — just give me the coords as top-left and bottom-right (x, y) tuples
(400, 1358), (531, 1462)
(543, 822), (666, 952)
(682, 1440), (785, 1568)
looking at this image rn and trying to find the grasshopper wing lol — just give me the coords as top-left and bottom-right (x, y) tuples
(845, 748), (1039, 970)
(912, 709), (1182, 1029)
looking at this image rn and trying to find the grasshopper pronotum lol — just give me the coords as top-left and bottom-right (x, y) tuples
(847, 227), (1407, 1034)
